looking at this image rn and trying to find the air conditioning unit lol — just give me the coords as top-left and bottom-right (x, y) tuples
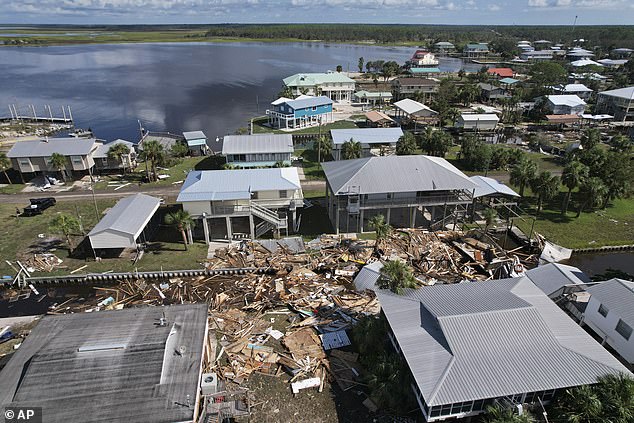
(201, 372), (218, 395)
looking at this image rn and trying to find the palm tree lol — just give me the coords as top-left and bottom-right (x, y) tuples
(595, 373), (634, 423)
(459, 83), (480, 106)
(483, 405), (536, 423)
(530, 170), (560, 213)
(580, 128), (601, 150)
(164, 210), (194, 250)
(139, 140), (164, 182)
(376, 260), (418, 294)
(314, 135), (332, 163)
(341, 139), (362, 160)
(577, 176), (608, 217)
(49, 152), (67, 182)
(609, 134), (632, 153)
(49, 213), (81, 251)
(396, 133), (417, 155)
(550, 384), (603, 423)
(561, 160), (589, 215)
(369, 214), (391, 245)
(107, 143), (131, 173)
(0, 152), (12, 184)
(482, 208), (497, 233)
(510, 157), (538, 197)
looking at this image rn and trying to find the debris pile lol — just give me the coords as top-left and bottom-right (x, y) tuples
(23, 254), (64, 273)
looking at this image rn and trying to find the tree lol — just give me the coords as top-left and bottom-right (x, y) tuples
(610, 134), (632, 153)
(314, 135), (332, 163)
(459, 83), (480, 106)
(599, 151), (633, 208)
(580, 128), (601, 150)
(530, 170), (560, 213)
(595, 373), (634, 423)
(369, 214), (391, 245)
(561, 160), (589, 215)
(577, 176), (608, 217)
(336, 64), (343, 73)
(358, 56), (364, 73)
(529, 61), (567, 86)
(170, 142), (189, 158)
(483, 208), (497, 233)
(49, 152), (68, 182)
(49, 213), (81, 251)
(381, 61), (399, 82)
(510, 157), (538, 197)
(341, 139), (362, 160)
(164, 209), (194, 251)
(278, 85), (293, 98)
(139, 139), (164, 182)
(376, 260), (418, 294)
(483, 405), (536, 423)
(0, 152), (12, 184)
(396, 132), (417, 155)
(421, 130), (452, 157)
(107, 142), (132, 173)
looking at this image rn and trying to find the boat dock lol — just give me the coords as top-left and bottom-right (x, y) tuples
(1, 104), (74, 124)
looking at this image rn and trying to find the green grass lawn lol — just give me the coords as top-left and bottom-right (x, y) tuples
(0, 184), (26, 194)
(296, 148), (327, 180)
(0, 200), (209, 277)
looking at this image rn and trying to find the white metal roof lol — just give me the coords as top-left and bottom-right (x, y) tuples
(330, 128), (404, 145)
(470, 175), (519, 198)
(393, 98), (437, 116)
(92, 139), (135, 159)
(599, 86), (634, 100)
(570, 59), (603, 67)
(587, 279), (634, 327)
(222, 134), (293, 155)
(88, 194), (161, 247)
(376, 277), (631, 406)
(322, 155), (477, 196)
(183, 131), (206, 141)
(177, 168), (301, 202)
(546, 95), (587, 107)
(459, 113), (500, 122)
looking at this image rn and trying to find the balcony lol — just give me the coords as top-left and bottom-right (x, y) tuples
(351, 192), (473, 210)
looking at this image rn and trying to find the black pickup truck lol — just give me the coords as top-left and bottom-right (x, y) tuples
(22, 197), (57, 217)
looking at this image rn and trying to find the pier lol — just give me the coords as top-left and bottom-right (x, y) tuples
(1, 104), (74, 124)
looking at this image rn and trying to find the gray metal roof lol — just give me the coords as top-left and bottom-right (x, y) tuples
(222, 134), (293, 155)
(471, 175), (520, 198)
(330, 128), (403, 146)
(7, 137), (97, 158)
(587, 279), (634, 326)
(88, 193), (161, 240)
(183, 130), (207, 141)
(376, 277), (630, 407)
(321, 155), (477, 196)
(285, 95), (333, 110)
(525, 263), (590, 296)
(353, 260), (384, 291)
(177, 168), (301, 202)
(393, 98), (437, 116)
(92, 139), (135, 159)
(0, 304), (208, 423)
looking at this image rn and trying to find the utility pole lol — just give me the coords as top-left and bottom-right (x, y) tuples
(88, 165), (99, 220)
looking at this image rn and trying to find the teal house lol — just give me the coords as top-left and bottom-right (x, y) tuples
(266, 95), (334, 130)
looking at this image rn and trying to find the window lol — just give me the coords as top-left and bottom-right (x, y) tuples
(616, 319), (632, 340)
(312, 106), (317, 111)
(71, 155), (82, 165)
(598, 303), (609, 317)
(19, 158), (30, 166)
(251, 192), (258, 200)
(279, 190), (288, 199)
(101, 158), (108, 165)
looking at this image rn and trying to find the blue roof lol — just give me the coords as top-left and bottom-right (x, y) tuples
(285, 96), (333, 110)
(410, 67), (441, 74)
(499, 77), (520, 85)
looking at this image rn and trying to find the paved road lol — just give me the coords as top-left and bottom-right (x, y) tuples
(0, 180), (327, 204)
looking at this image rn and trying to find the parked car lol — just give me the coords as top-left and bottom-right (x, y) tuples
(22, 197), (56, 217)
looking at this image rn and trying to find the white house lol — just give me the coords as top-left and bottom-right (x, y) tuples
(552, 84), (593, 100)
(330, 127), (404, 160)
(583, 278), (634, 365)
(92, 139), (136, 172)
(545, 95), (587, 115)
(455, 114), (499, 131)
(282, 72), (356, 102)
(393, 98), (439, 123)
(222, 134), (293, 168)
(519, 50), (554, 61)
(176, 168), (304, 241)
(596, 86), (634, 122)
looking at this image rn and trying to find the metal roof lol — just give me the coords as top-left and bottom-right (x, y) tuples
(499, 77), (520, 84)
(283, 72), (355, 87)
(410, 67), (441, 74)
(470, 175), (520, 198)
(376, 277), (630, 406)
(88, 194), (161, 244)
(546, 95), (587, 107)
(364, 110), (394, 123)
(570, 59), (603, 67)
(393, 98), (437, 116)
(92, 139), (135, 159)
(599, 86), (634, 100)
(0, 304), (208, 423)
(222, 134), (293, 155)
(321, 155), (477, 196)
(393, 77), (439, 86)
(465, 43), (489, 50)
(285, 95), (333, 110)
(353, 260), (384, 292)
(525, 263), (591, 296)
(183, 130), (207, 140)
(587, 279), (634, 327)
(7, 137), (96, 158)
(330, 128), (403, 145)
(177, 168), (301, 202)
(459, 113), (500, 122)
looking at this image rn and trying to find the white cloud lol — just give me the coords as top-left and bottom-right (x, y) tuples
(488, 3), (501, 10)
(528, 0), (624, 7)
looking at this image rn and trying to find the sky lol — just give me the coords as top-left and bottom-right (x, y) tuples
(1, 0), (633, 25)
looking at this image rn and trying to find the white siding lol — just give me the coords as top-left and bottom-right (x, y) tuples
(89, 230), (135, 249)
(584, 297), (634, 364)
(183, 201), (212, 217)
